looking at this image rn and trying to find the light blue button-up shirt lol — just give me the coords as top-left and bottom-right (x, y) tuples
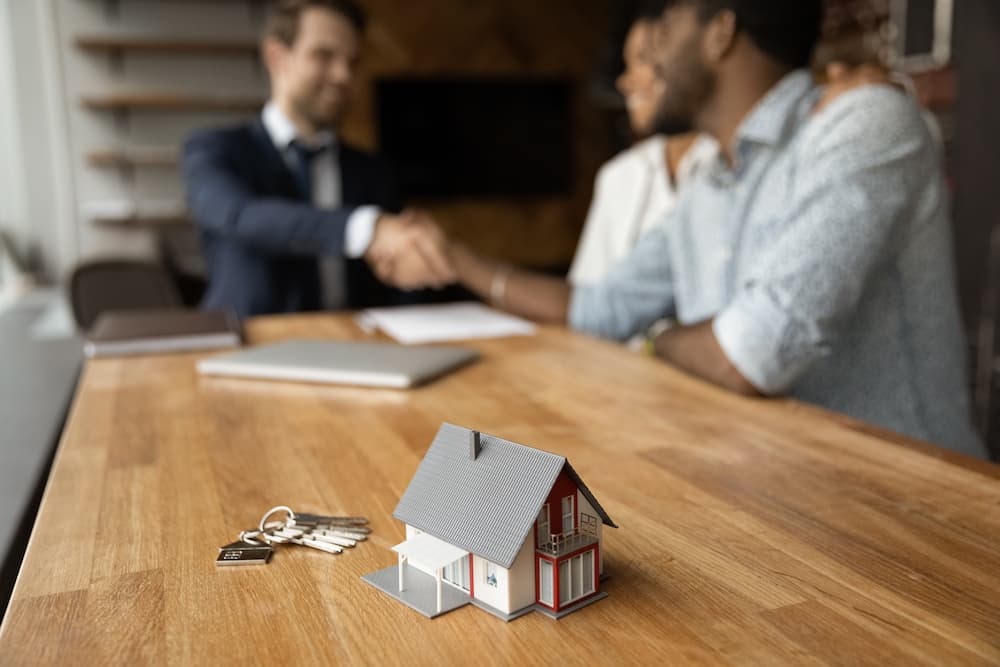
(570, 70), (985, 458)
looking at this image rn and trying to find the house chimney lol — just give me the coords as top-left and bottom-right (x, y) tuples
(469, 430), (482, 460)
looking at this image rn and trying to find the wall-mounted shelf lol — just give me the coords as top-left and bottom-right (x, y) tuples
(91, 215), (191, 228)
(98, 0), (267, 23)
(81, 93), (265, 113)
(76, 36), (259, 57)
(87, 149), (179, 169)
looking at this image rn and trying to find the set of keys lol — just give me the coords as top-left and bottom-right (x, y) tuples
(216, 505), (371, 566)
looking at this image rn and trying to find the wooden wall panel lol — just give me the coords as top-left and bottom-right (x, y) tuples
(339, 0), (618, 269)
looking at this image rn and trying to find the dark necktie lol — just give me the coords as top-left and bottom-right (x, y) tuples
(288, 140), (326, 200)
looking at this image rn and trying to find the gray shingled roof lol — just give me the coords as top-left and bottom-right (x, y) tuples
(393, 423), (617, 569)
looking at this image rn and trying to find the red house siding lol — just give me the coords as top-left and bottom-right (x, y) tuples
(542, 467), (578, 537)
(534, 465), (602, 612)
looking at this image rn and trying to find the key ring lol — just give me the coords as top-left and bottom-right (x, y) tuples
(259, 505), (296, 533)
(239, 530), (266, 545)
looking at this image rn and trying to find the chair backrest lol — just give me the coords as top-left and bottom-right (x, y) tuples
(68, 260), (182, 331)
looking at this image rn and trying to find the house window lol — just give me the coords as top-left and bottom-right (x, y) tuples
(485, 562), (498, 588)
(582, 550), (595, 595)
(556, 549), (596, 607)
(561, 495), (574, 534)
(443, 555), (470, 591)
(559, 559), (571, 605)
(537, 504), (550, 545)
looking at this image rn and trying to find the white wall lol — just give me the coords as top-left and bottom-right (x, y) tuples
(0, 0), (267, 282)
(472, 554), (508, 613)
(506, 537), (537, 614)
(0, 0), (74, 283)
(0, 3), (25, 249)
(470, 539), (536, 615)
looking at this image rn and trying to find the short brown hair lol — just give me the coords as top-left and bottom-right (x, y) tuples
(265, 0), (367, 46)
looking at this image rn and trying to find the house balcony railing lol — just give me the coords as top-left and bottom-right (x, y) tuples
(536, 527), (597, 558)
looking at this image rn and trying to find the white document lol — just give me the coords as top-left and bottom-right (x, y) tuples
(357, 302), (537, 345)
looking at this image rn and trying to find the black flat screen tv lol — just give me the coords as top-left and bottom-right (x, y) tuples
(375, 77), (572, 199)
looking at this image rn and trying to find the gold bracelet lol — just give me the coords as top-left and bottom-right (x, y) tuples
(643, 336), (655, 356)
(490, 268), (510, 307)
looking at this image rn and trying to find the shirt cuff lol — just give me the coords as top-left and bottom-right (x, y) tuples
(343, 205), (380, 258)
(712, 291), (821, 395)
(568, 284), (622, 339)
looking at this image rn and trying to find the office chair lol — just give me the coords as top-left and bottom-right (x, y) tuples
(68, 259), (182, 332)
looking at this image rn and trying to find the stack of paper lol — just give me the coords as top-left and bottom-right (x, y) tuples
(357, 302), (537, 345)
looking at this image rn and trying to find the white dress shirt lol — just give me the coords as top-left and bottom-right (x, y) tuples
(569, 134), (716, 286)
(262, 102), (379, 308)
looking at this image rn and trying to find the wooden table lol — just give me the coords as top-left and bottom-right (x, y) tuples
(2, 314), (999, 665)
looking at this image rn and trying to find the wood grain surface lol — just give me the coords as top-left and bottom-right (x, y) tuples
(2, 313), (999, 666)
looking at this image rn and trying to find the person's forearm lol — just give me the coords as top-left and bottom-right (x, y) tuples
(450, 243), (571, 324)
(652, 320), (762, 396)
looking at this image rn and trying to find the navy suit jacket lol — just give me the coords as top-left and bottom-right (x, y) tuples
(182, 120), (403, 318)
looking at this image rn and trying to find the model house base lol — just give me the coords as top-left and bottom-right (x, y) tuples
(362, 564), (609, 621)
(362, 565), (472, 619)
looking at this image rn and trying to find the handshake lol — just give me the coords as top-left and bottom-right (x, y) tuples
(364, 209), (458, 291)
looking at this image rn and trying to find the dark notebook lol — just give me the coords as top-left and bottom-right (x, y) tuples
(85, 308), (242, 358)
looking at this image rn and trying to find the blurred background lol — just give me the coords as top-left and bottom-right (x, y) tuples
(0, 0), (998, 609)
(3, 1), (993, 292)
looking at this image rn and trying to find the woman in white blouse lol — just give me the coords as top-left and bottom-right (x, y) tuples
(568, 16), (716, 286)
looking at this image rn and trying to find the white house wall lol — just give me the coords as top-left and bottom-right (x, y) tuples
(506, 537), (536, 614)
(472, 554), (509, 613)
(577, 493), (605, 574)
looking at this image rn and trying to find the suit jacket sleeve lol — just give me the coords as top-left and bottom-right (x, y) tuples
(182, 129), (356, 257)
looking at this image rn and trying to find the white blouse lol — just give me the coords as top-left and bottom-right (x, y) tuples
(569, 134), (716, 286)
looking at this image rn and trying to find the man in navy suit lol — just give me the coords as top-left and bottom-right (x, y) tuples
(183, 0), (453, 317)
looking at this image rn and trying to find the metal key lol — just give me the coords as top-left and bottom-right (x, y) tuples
(307, 533), (356, 548)
(291, 512), (369, 528)
(311, 528), (368, 541)
(272, 523), (355, 547)
(240, 506), (370, 560)
(272, 526), (309, 539)
(290, 536), (343, 554)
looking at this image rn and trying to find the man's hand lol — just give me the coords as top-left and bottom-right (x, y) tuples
(365, 210), (456, 290)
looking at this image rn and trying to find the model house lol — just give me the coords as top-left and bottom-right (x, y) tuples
(362, 423), (618, 620)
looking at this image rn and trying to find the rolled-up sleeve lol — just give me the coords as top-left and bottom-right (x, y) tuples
(713, 88), (936, 394)
(713, 282), (829, 393)
(569, 220), (677, 341)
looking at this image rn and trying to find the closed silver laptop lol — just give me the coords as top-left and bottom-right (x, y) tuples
(197, 339), (478, 389)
